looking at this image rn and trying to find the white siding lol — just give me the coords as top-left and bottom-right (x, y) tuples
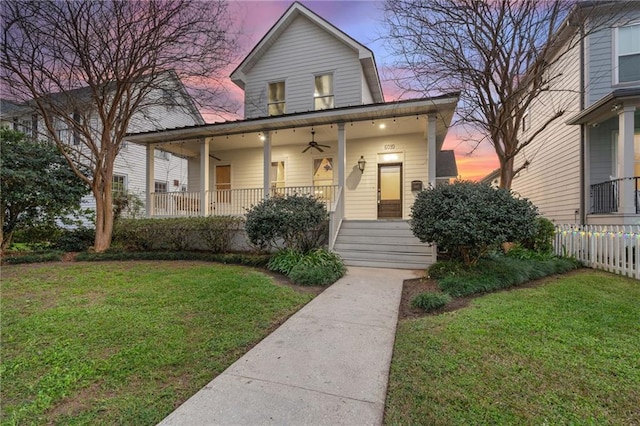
(361, 68), (374, 104)
(511, 40), (582, 224)
(243, 15), (364, 118)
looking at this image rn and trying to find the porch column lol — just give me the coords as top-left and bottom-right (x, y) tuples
(337, 123), (346, 188)
(145, 144), (155, 217)
(263, 131), (271, 199)
(427, 115), (437, 188)
(618, 105), (635, 214)
(200, 138), (210, 216)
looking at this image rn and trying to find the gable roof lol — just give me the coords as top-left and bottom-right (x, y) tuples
(230, 2), (384, 103)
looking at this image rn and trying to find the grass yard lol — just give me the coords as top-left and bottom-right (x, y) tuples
(385, 270), (640, 425)
(1, 261), (314, 425)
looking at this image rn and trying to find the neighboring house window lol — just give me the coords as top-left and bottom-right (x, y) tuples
(112, 174), (127, 194)
(154, 149), (170, 160)
(154, 180), (168, 193)
(31, 114), (38, 139)
(72, 111), (81, 145)
(522, 109), (530, 132)
(314, 74), (334, 110)
(615, 23), (640, 83)
(270, 161), (285, 189)
(268, 81), (285, 116)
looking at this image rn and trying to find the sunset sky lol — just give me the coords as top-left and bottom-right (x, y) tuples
(219, 0), (499, 181)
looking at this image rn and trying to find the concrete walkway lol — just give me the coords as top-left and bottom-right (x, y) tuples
(158, 267), (420, 426)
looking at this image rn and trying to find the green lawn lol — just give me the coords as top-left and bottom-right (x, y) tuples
(385, 270), (640, 425)
(1, 261), (313, 425)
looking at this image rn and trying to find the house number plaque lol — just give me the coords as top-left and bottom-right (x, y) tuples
(384, 144), (396, 150)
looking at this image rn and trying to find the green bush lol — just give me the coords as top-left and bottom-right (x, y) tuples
(113, 216), (243, 252)
(245, 195), (328, 252)
(54, 227), (95, 252)
(288, 263), (343, 286)
(523, 217), (556, 254)
(268, 249), (305, 275)
(75, 250), (270, 266)
(411, 292), (452, 312)
(427, 260), (466, 280)
(506, 244), (556, 261)
(2, 250), (64, 264)
(410, 181), (538, 265)
(438, 255), (580, 297)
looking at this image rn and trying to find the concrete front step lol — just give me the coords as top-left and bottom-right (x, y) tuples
(333, 220), (433, 270)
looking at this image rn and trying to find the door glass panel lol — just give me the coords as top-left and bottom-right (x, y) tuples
(380, 165), (401, 200)
(271, 161), (285, 189)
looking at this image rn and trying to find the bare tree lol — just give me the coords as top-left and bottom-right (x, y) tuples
(384, 0), (631, 188)
(1, 0), (236, 251)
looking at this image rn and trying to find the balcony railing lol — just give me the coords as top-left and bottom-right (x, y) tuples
(590, 177), (640, 214)
(151, 185), (338, 217)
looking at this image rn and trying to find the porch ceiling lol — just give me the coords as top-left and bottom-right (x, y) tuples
(126, 95), (458, 158)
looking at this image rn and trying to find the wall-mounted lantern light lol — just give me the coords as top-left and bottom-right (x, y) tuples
(357, 155), (366, 173)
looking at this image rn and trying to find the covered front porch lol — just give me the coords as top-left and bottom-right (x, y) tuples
(568, 88), (640, 225)
(126, 97), (457, 260)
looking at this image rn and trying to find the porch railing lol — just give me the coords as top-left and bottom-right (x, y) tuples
(590, 177), (640, 214)
(328, 186), (344, 251)
(151, 185), (338, 217)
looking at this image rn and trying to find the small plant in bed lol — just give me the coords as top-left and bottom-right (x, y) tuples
(269, 248), (346, 286)
(411, 292), (452, 312)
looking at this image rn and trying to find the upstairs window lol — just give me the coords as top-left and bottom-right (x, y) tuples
(616, 23), (640, 83)
(314, 74), (334, 110)
(268, 81), (285, 116)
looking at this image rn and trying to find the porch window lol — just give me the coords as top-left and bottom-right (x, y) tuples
(154, 149), (170, 160)
(215, 165), (231, 203)
(313, 157), (334, 201)
(616, 23), (640, 83)
(268, 81), (285, 116)
(271, 161), (285, 189)
(314, 74), (334, 110)
(155, 180), (168, 210)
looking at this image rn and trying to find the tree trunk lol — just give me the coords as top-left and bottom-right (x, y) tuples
(499, 157), (514, 189)
(93, 185), (114, 252)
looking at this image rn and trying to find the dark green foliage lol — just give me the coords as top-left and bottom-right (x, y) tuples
(437, 255), (580, 297)
(268, 249), (305, 275)
(411, 292), (452, 312)
(54, 227), (95, 252)
(268, 248), (346, 286)
(3, 251), (64, 264)
(506, 244), (556, 261)
(0, 127), (89, 249)
(75, 250), (270, 266)
(523, 217), (556, 254)
(245, 195), (328, 252)
(410, 181), (538, 265)
(427, 260), (466, 280)
(113, 217), (243, 252)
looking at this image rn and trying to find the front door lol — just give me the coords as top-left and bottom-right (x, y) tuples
(378, 163), (402, 218)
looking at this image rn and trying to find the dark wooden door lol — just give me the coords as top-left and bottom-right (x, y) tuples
(378, 163), (402, 218)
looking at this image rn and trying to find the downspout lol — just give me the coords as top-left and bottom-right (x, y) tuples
(579, 24), (587, 225)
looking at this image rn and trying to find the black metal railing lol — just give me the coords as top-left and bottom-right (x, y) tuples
(590, 177), (640, 214)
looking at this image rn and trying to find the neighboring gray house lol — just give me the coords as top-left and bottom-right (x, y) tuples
(0, 72), (204, 219)
(511, 2), (640, 225)
(126, 2), (459, 269)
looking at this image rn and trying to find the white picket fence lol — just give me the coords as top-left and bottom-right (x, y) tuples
(554, 224), (640, 279)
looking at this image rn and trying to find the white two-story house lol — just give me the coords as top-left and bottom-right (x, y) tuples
(0, 72), (204, 220)
(511, 2), (640, 226)
(126, 2), (459, 268)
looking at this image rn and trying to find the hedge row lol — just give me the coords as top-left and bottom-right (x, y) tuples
(75, 250), (270, 267)
(113, 216), (244, 252)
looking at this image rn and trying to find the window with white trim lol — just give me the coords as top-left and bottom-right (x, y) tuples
(314, 74), (334, 110)
(154, 180), (168, 193)
(615, 23), (640, 83)
(112, 174), (127, 194)
(312, 157), (334, 202)
(268, 81), (285, 116)
(270, 161), (285, 189)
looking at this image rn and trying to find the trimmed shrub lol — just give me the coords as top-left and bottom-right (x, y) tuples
(2, 251), (64, 264)
(437, 255), (580, 297)
(288, 263), (344, 286)
(54, 227), (95, 252)
(523, 217), (556, 254)
(411, 292), (452, 312)
(268, 248), (305, 275)
(245, 195), (328, 252)
(427, 260), (466, 280)
(410, 181), (538, 265)
(75, 250), (270, 266)
(112, 216), (243, 252)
